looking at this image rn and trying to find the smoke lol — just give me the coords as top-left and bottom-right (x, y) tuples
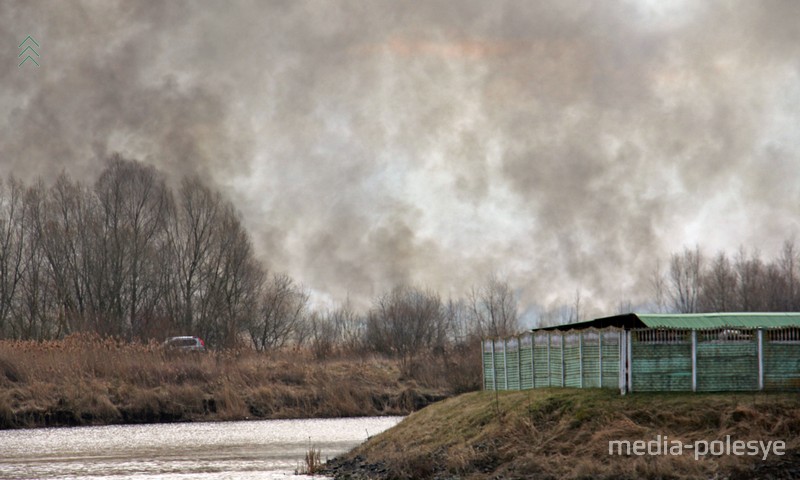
(2, 0), (799, 316)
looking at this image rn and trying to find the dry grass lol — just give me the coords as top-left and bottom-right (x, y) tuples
(0, 334), (457, 429)
(338, 389), (800, 480)
(296, 446), (323, 475)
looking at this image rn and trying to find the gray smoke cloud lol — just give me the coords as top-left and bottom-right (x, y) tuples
(2, 0), (799, 319)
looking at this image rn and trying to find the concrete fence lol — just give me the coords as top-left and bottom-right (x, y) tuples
(483, 327), (800, 393)
(482, 328), (622, 392)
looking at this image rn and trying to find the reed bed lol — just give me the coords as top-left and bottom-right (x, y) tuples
(0, 333), (454, 429)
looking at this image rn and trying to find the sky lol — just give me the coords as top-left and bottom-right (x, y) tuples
(1, 0), (800, 322)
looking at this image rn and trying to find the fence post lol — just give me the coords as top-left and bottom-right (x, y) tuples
(691, 330), (697, 392)
(517, 336), (522, 390)
(626, 330), (633, 393)
(503, 339), (509, 391)
(599, 331), (603, 388)
(531, 333), (536, 389)
(547, 332), (552, 387)
(491, 340), (496, 391)
(757, 329), (764, 391)
(579, 332), (584, 388)
(561, 333), (566, 388)
(482, 339), (486, 390)
(619, 330), (626, 395)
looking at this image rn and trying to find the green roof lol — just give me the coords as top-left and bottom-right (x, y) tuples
(636, 313), (800, 329)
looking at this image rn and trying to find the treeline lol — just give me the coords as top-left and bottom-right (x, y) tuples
(309, 276), (519, 373)
(655, 242), (800, 313)
(0, 157), (519, 366)
(0, 156), (269, 347)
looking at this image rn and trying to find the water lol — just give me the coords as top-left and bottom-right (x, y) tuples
(0, 417), (402, 479)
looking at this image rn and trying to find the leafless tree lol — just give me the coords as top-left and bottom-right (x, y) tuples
(734, 247), (766, 312)
(203, 205), (264, 348)
(249, 272), (309, 351)
(0, 178), (29, 337)
(94, 156), (171, 339)
(467, 274), (520, 338)
(780, 239), (799, 310)
(35, 174), (97, 335)
(698, 252), (737, 312)
(309, 310), (338, 359)
(331, 299), (366, 353)
(444, 297), (473, 345)
(650, 260), (668, 313)
(570, 289), (582, 323)
(165, 175), (223, 335)
(11, 181), (59, 339)
(669, 246), (703, 313)
(367, 284), (443, 374)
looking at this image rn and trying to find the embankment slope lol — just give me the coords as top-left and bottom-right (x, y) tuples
(325, 389), (800, 479)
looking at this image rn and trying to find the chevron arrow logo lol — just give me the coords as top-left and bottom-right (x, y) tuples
(18, 35), (40, 68)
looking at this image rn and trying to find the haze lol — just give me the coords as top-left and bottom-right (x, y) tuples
(2, 0), (799, 321)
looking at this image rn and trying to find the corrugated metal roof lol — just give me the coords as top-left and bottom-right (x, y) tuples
(636, 313), (800, 329)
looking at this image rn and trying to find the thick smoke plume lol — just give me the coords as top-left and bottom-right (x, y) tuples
(2, 0), (800, 319)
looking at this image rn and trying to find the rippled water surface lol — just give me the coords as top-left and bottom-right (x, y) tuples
(0, 416), (402, 479)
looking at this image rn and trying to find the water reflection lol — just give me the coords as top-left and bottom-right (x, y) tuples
(0, 416), (402, 479)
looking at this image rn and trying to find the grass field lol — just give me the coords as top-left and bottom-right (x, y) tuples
(325, 388), (800, 479)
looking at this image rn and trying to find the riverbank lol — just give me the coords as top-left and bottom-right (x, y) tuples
(0, 335), (461, 429)
(324, 389), (800, 479)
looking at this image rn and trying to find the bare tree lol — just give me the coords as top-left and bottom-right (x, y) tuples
(650, 260), (668, 313)
(570, 289), (582, 323)
(444, 297), (473, 345)
(249, 272), (308, 351)
(734, 248), (766, 312)
(467, 274), (520, 338)
(205, 206), (264, 348)
(165, 176), (223, 335)
(94, 156), (171, 339)
(309, 310), (338, 359)
(780, 239), (798, 310)
(0, 177), (28, 337)
(331, 299), (365, 353)
(669, 246), (703, 313)
(764, 262), (788, 312)
(698, 252), (737, 312)
(11, 182), (54, 339)
(367, 284), (443, 375)
(36, 174), (97, 335)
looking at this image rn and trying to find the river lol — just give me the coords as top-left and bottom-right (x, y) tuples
(0, 416), (402, 479)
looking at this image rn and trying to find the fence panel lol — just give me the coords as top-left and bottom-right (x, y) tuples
(696, 329), (758, 392)
(506, 338), (521, 390)
(549, 334), (564, 387)
(533, 333), (551, 387)
(483, 326), (800, 393)
(563, 333), (581, 388)
(631, 329), (692, 392)
(601, 330), (621, 389)
(520, 334), (534, 389)
(482, 340), (495, 390)
(764, 328), (800, 391)
(494, 339), (507, 390)
(581, 330), (601, 388)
